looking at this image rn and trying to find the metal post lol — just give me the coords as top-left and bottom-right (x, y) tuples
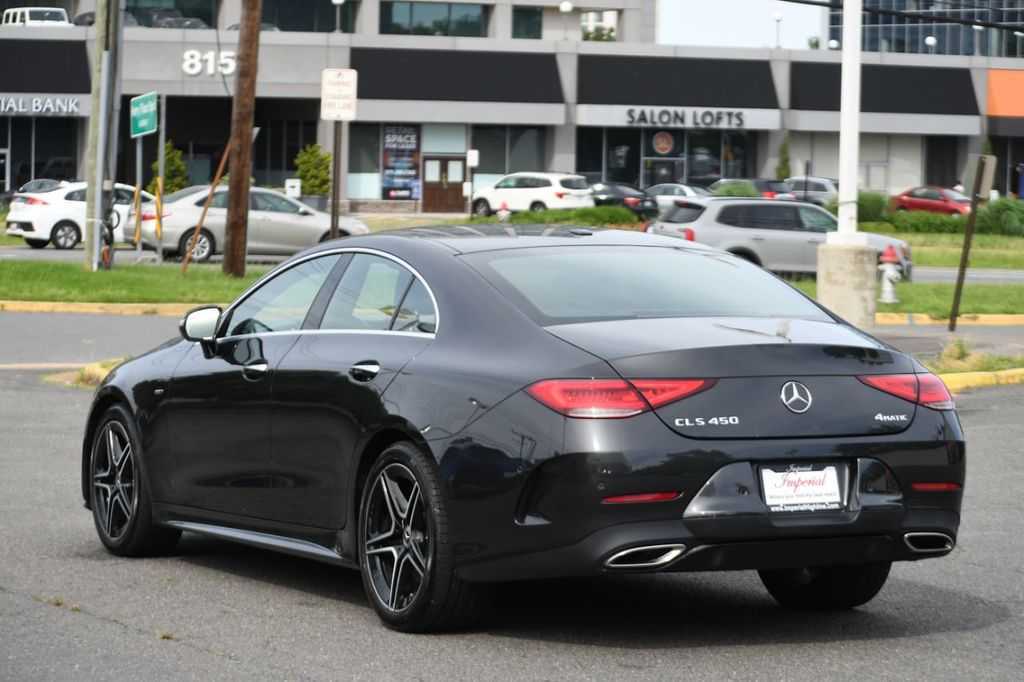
(135, 137), (142, 256)
(83, 0), (108, 271)
(330, 119), (342, 240)
(156, 94), (166, 263)
(92, 50), (112, 273)
(949, 157), (986, 332)
(834, 0), (863, 243)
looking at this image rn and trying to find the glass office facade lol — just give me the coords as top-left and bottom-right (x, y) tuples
(380, 2), (489, 37)
(829, 1), (1024, 57)
(0, 116), (79, 193)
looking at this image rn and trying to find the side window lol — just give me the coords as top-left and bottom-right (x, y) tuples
(494, 177), (517, 189)
(790, 180), (806, 191)
(114, 189), (134, 205)
(204, 192), (229, 209)
(225, 255), (340, 336)
(750, 205), (800, 230)
(320, 255), (414, 332)
(717, 205), (743, 227)
(924, 189), (943, 200)
(532, 177), (551, 188)
(253, 192), (301, 214)
(799, 206), (837, 232)
(810, 181), (828, 193)
(392, 279), (438, 334)
(65, 190), (86, 202)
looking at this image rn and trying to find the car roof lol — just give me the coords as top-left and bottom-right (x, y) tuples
(505, 172), (584, 179)
(304, 225), (718, 258)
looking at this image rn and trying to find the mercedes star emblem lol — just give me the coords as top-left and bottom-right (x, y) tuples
(780, 381), (813, 414)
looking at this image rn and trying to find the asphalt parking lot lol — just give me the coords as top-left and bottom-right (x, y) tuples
(1, 315), (1022, 680)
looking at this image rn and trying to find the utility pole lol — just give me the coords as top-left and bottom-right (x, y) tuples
(83, 0), (109, 271)
(223, 0), (263, 278)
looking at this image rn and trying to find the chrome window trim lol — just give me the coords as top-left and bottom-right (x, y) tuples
(218, 247), (441, 338)
(219, 329), (436, 343)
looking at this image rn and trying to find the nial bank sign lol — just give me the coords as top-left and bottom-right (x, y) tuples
(0, 95), (88, 117)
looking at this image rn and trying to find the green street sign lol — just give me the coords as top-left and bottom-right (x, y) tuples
(129, 92), (158, 139)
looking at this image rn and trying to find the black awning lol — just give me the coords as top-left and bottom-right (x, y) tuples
(790, 62), (979, 115)
(0, 40), (91, 94)
(577, 55), (779, 108)
(351, 48), (564, 103)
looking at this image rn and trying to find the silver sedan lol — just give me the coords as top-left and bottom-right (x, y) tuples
(138, 186), (369, 261)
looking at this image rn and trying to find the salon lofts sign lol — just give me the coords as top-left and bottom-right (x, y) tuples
(576, 105), (782, 131)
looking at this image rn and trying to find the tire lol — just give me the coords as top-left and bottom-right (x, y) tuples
(358, 441), (482, 632)
(529, 201), (547, 213)
(51, 222), (81, 250)
(179, 229), (215, 263)
(472, 199), (491, 217)
(25, 239), (48, 249)
(759, 562), (891, 611)
(728, 249), (761, 267)
(89, 404), (181, 557)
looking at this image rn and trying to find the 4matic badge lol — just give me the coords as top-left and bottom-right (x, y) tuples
(874, 413), (910, 423)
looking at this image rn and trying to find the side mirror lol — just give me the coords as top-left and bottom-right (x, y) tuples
(299, 208), (314, 216)
(180, 306), (222, 343)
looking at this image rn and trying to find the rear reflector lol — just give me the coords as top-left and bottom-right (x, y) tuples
(527, 378), (715, 419)
(623, 196), (641, 208)
(602, 492), (680, 505)
(857, 373), (954, 411)
(911, 482), (961, 492)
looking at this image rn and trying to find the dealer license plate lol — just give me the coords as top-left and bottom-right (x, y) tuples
(761, 465), (842, 512)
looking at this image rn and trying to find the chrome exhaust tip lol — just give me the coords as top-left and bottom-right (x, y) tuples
(904, 532), (955, 554)
(604, 544), (686, 569)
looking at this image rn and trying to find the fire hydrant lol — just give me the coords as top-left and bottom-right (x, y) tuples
(497, 201), (511, 223)
(878, 244), (902, 304)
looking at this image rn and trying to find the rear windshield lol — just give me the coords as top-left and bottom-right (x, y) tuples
(164, 186), (206, 203)
(463, 246), (830, 325)
(661, 204), (705, 223)
(560, 177), (589, 190)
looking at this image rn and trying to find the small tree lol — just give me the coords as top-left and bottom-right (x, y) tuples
(295, 144), (332, 196)
(775, 135), (792, 181)
(714, 180), (760, 197)
(146, 141), (189, 195)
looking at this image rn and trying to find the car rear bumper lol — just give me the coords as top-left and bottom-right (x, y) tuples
(5, 222), (37, 236)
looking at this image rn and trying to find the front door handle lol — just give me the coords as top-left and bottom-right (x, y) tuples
(349, 361), (381, 382)
(242, 362), (268, 381)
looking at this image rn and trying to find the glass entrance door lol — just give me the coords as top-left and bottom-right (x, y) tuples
(0, 150), (8, 193)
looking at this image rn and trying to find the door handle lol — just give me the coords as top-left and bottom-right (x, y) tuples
(242, 362), (268, 381)
(751, 236), (765, 241)
(349, 361), (381, 382)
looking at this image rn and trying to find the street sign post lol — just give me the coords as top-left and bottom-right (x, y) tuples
(321, 68), (357, 239)
(129, 92), (159, 260)
(950, 154), (998, 332)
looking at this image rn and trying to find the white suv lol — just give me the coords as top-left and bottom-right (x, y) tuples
(472, 172), (594, 216)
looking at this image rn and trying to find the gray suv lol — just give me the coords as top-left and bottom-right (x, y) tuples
(649, 197), (912, 279)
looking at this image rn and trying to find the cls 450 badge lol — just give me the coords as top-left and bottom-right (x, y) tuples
(675, 416), (740, 427)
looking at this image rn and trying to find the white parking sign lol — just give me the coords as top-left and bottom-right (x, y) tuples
(321, 68), (358, 122)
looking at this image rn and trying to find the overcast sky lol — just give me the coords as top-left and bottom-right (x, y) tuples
(658, 0), (827, 50)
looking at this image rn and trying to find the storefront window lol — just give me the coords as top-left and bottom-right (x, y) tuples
(350, 124), (381, 173)
(381, 2), (488, 37)
(576, 127), (603, 183)
(687, 131), (722, 187)
(11, 118), (31, 189)
(261, 0), (358, 32)
(127, 1), (218, 28)
(512, 6), (542, 39)
(722, 132), (750, 180)
(605, 128), (640, 186)
(33, 118), (77, 181)
(509, 127), (546, 172)
(471, 126), (506, 174)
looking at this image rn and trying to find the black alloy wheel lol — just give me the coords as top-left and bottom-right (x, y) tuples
(90, 405), (181, 556)
(358, 442), (481, 632)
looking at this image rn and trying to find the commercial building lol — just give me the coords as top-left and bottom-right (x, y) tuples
(3, 0), (1024, 209)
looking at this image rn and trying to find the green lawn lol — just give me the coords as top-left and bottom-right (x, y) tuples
(793, 280), (1024, 317)
(866, 231), (1024, 270)
(0, 262), (267, 304)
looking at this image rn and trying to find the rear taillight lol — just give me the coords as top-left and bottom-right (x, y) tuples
(623, 196), (641, 208)
(527, 378), (715, 418)
(554, 191), (567, 199)
(26, 197), (48, 206)
(761, 191), (776, 199)
(602, 491), (681, 505)
(857, 373), (954, 411)
(680, 227), (696, 241)
(141, 211), (169, 222)
(911, 482), (961, 493)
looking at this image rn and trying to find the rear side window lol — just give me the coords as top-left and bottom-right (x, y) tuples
(717, 205), (747, 226)
(747, 205), (800, 230)
(65, 190), (86, 202)
(528, 177), (551, 188)
(661, 203), (705, 223)
(463, 246), (829, 325)
(559, 177), (589, 190)
(320, 255), (414, 332)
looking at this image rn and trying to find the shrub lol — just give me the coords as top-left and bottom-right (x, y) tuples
(714, 181), (759, 197)
(824, 191), (889, 223)
(976, 198), (1024, 236)
(775, 135), (791, 181)
(295, 144), (332, 196)
(889, 211), (963, 234)
(146, 141), (189, 195)
(471, 206), (639, 227)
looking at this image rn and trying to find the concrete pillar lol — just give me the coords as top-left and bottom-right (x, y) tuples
(549, 50), (576, 172)
(219, 0), (242, 29)
(358, 0), (380, 35)
(491, 2), (512, 39)
(817, 244), (878, 329)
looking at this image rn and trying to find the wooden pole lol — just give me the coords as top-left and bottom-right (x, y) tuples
(182, 146), (231, 273)
(949, 156), (986, 332)
(223, 0), (262, 278)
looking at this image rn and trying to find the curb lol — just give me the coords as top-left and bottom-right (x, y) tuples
(876, 313), (1024, 326)
(939, 368), (1024, 394)
(0, 301), (202, 318)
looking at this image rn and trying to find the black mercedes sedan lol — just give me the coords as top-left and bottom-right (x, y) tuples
(82, 226), (964, 632)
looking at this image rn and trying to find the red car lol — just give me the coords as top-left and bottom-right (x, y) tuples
(893, 186), (971, 215)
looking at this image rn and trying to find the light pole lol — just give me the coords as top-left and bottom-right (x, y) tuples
(559, 1), (573, 41)
(972, 24), (984, 57)
(1015, 30), (1024, 58)
(333, 0), (345, 33)
(774, 12), (783, 49)
(925, 35), (937, 55)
